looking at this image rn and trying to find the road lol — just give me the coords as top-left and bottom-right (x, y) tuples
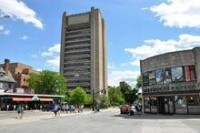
(0, 108), (200, 133)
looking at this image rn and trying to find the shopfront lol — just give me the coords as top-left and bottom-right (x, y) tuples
(140, 47), (200, 115)
(144, 93), (200, 115)
(0, 93), (63, 111)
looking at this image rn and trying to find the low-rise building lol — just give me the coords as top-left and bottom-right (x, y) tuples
(0, 59), (16, 93)
(0, 60), (38, 89)
(140, 47), (200, 114)
(0, 59), (63, 111)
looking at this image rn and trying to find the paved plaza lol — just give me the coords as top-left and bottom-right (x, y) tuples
(0, 108), (200, 133)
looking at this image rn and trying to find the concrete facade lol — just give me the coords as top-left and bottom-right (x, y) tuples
(60, 7), (107, 94)
(140, 47), (200, 114)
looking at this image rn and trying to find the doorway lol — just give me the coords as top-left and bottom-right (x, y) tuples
(158, 96), (174, 114)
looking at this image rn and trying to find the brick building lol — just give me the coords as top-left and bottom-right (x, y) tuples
(0, 59), (38, 91)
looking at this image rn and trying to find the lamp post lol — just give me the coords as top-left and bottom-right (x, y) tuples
(92, 89), (95, 111)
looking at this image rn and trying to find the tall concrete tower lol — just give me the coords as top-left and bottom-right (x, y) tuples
(60, 7), (107, 95)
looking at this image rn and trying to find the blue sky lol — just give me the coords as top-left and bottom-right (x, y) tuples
(0, 0), (200, 86)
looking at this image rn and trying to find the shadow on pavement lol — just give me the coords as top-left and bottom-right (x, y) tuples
(112, 113), (200, 120)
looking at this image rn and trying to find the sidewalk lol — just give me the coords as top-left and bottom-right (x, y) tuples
(0, 110), (93, 127)
(0, 107), (118, 127)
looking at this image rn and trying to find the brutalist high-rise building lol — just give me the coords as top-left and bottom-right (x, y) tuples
(60, 7), (107, 94)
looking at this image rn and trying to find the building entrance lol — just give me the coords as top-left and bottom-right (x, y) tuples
(158, 97), (174, 114)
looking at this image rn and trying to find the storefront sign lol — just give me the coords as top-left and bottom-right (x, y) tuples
(143, 82), (198, 93)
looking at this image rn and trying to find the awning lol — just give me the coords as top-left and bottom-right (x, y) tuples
(39, 98), (53, 102)
(12, 97), (32, 101)
(32, 95), (39, 101)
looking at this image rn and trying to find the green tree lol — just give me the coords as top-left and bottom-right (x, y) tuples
(85, 94), (92, 107)
(108, 86), (125, 106)
(136, 75), (142, 88)
(119, 81), (138, 104)
(99, 95), (110, 108)
(63, 91), (72, 103)
(28, 70), (66, 95)
(28, 73), (40, 90)
(135, 75), (143, 102)
(70, 87), (87, 106)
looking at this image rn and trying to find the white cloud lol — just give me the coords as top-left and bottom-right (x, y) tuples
(108, 69), (140, 87)
(125, 34), (200, 66)
(0, 24), (10, 35)
(0, 0), (43, 29)
(41, 43), (60, 71)
(108, 63), (140, 87)
(35, 68), (42, 72)
(46, 56), (60, 70)
(41, 43), (60, 57)
(150, 0), (200, 28)
(20, 35), (28, 40)
(2, 29), (10, 35)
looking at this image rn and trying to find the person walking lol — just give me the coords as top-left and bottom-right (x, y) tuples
(16, 105), (23, 119)
(53, 104), (58, 116)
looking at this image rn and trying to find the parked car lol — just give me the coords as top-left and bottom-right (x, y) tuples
(120, 104), (130, 114)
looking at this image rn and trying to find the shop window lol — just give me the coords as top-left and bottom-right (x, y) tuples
(148, 71), (156, 85)
(185, 66), (196, 82)
(171, 67), (185, 82)
(175, 95), (187, 114)
(150, 97), (157, 113)
(156, 70), (163, 84)
(142, 73), (149, 86)
(187, 95), (200, 114)
(144, 97), (150, 112)
(187, 95), (200, 105)
(163, 68), (171, 84)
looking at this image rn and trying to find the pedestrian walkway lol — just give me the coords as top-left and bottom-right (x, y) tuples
(0, 107), (119, 127)
(0, 109), (93, 127)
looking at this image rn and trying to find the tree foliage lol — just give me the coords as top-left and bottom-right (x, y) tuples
(28, 73), (40, 90)
(136, 75), (143, 88)
(108, 86), (125, 106)
(85, 94), (92, 107)
(28, 70), (66, 95)
(119, 81), (138, 104)
(70, 87), (87, 106)
(99, 95), (110, 108)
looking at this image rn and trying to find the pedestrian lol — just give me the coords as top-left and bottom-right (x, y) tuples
(16, 105), (23, 119)
(53, 104), (58, 116)
(21, 105), (24, 119)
